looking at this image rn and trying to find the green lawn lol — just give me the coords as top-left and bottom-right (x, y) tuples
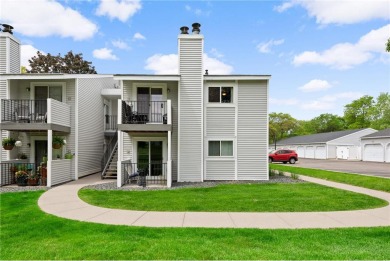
(269, 164), (390, 192)
(79, 183), (387, 212)
(1, 191), (389, 260)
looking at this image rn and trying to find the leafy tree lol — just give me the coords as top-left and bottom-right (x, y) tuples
(387, 38), (390, 52)
(309, 113), (346, 133)
(343, 95), (375, 129)
(27, 51), (97, 74)
(269, 112), (298, 145)
(370, 92), (390, 130)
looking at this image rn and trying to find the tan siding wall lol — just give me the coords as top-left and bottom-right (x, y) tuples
(77, 77), (113, 177)
(205, 160), (235, 180)
(237, 81), (268, 180)
(178, 37), (203, 182)
(206, 107), (235, 136)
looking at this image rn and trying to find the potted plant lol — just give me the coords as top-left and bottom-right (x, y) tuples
(2, 137), (16, 150)
(52, 136), (66, 149)
(19, 153), (28, 160)
(64, 150), (73, 159)
(15, 170), (28, 186)
(27, 172), (40, 186)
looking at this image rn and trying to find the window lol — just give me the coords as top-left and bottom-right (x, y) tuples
(208, 87), (233, 103)
(208, 141), (233, 156)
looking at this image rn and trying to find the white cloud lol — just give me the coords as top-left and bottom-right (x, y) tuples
(93, 48), (118, 60)
(293, 24), (390, 69)
(257, 39), (284, 53)
(275, 0), (389, 24)
(133, 32), (146, 40)
(210, 48), (224, 58)
(185, 4), (211, 16)
(112, 40), (130, 50)
(320, 92), (364, 102)
(301, 92), (364, 111)
(144, 54), (233, 75)
(301, 100), (334, 110)
(21, 45), (44, 70)
(270, 98), (299, 106)
(96, 0), (142, 22)
(298, 79), (332, 92)
(1, 0), (97, 40)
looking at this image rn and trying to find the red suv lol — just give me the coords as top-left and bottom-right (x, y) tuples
(269, 149), (298, 164)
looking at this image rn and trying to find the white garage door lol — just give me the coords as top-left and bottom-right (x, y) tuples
(386, 144), (390, 163)
(305, 146), (315, 158)
(297, 146), (305, 158)
(337, 146), (349, 159)
(315, 146), (326, 159)
(364, 144), (383, 162)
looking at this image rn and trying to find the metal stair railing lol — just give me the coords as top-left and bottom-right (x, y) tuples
(101, 131), (118, 179)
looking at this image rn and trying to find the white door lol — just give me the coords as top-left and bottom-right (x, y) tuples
(386, 144), (390, 163)
(305, 146), (315, 158)
(315, 146), (326, 159)
(363, 144), (383, 162)
(337, 146), (349, 160)
(297, 146), (305, 158)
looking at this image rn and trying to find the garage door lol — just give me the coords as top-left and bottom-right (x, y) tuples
(337, 146), (349, 159)
(297, 146), (304, 158)
(305, 146), (314, 158)
(364, 144), (383, 162)
(386, 144), (390, 163)
(315, 146), (326, 159)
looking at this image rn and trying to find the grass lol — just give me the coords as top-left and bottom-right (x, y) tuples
(269, 164), (390, 192)
(1, 191), (390, 260)
(79, 183), (387, 212)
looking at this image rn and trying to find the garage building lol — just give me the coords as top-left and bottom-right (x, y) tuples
(361, 128), (390, 163)
(274, 128), (377, 160)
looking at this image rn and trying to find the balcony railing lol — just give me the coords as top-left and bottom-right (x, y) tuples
(1, 99), (47, 123)
(121, 101), (168, 124)
(122, 161), (167, 186)
(0, 163), (36, 186)
(105, 115), (117, 131)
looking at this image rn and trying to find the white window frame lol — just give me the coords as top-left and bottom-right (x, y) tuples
(30, 82), (66, 103)
(208, 86), (234, 104)
(207, 140), (234, 157)
(131, 82), (168, 102)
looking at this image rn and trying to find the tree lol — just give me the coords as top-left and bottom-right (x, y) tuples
(27, 51), (97, 74)
(387, 38), (390, 52)
(269, 112), (298, 146)
(370, 92), (390, 130)
(343, 95), (375, 129)
(309, 113), (346, 133)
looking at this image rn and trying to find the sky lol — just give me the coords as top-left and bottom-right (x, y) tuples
(1, 0), (390, 120)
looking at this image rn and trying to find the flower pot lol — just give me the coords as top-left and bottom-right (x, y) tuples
(28, 178), (39, 186)
(16, 177), (28, 186)
(53, 143), (62, 149)
(3, 145), (14, 150)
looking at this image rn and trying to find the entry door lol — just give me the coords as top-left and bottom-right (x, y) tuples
(137, 141), (163, 176)
(35, 140), (48, 165)
(137, 87), (164, 122)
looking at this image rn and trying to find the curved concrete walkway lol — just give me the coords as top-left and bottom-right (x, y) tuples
(38, 174), (390, 229)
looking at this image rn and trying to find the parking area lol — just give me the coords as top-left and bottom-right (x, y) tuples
(285, 158), (390, 178)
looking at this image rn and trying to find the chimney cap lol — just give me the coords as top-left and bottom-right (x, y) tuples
(180, 26), (189, 34)
(192, 23), (201, 34)
(1, 24), (14, 34)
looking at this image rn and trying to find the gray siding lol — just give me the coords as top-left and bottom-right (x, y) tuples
(237, 81), (268, 180)
(50, 99), (70, 126)
(77, 77), (113, 177)
(1, 80), (7, 161)
(122, 132), (132, 160)
(51, 160), (72, 186)
(178, 36), (203, 182)
(9, 38), (20, 73)
(206, 107), (235, 136)
(167, 82), (178, 180)
(0, 37), (6, 73)
(205, 160), (235, 180)
(123, 81), (132, 100)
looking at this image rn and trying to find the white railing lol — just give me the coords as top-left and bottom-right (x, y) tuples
(48, 99), (71, 127)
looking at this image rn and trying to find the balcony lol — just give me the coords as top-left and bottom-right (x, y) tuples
(118, 100), (172, 132)
(0, 99), (71, 132)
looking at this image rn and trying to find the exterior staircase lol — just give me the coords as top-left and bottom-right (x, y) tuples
(103, 147), (118, 179)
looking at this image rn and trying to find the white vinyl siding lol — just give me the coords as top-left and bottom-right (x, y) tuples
(237, 81), (268, 180)
(77, 77), (112, 177)
(49, 99), (70, 127)
(51, 159), (72, 186)
(205, 160), (235, 180)
(206, 107), (235, 136)
(122, 132), (132, 160)
(1, 80), (7, 161)
(0, 37), (6, 73)
(9, 38), (20, 73)
(167, 82), (179, 180)
(178, 36), (203, 182)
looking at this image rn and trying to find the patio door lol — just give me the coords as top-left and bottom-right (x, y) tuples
(34, 86), (63, 117)
(137, 87), (164, 122)
(35, 140), (47, 165)
(137, 141), (163, 176)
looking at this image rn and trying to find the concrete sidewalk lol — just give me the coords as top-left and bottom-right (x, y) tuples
(38, 174), (390, 229)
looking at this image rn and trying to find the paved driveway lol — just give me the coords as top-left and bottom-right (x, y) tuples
(287, 158), (390, 178)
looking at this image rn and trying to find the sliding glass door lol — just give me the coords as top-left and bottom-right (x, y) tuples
(137, 141), (163, 176)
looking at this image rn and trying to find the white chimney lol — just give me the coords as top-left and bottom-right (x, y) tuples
(0, 24), (21, 74)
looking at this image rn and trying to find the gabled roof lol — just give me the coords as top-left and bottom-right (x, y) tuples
(277, 129), (369, 145)
(361, 128), (390, 139)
